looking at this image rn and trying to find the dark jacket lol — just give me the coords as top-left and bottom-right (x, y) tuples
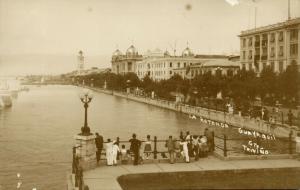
(95, 135), (103, 149)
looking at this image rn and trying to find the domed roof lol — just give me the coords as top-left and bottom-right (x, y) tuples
(126, 45), (137, 55)
(164, 50), (170, 56)
(113, 49), (122, 56)
(182, 47), (194, 57)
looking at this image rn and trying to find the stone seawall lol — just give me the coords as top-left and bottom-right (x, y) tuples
(86, 87), (294, 138)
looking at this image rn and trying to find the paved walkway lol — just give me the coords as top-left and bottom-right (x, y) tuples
(82, 156), (300, 190)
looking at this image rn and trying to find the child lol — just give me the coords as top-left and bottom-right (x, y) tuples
(180, 138), (189, 163)
(112, 141), (120, 166)
(120, 145), (128, 164)
(144, 135), (152, 159)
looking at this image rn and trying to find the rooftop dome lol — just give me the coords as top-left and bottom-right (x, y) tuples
(164, 50), (170, 56)
(113, 49), (122, 56)
(126, 45), (137, 55)
(182, 47), (194, 57)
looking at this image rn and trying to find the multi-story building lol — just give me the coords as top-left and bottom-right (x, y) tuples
(239, 17), (300, 73)
(135, 47), (201, 81)
(111, 45), (143, 75)
(111, 46), (240, 81)
(173, 58), (240, 79)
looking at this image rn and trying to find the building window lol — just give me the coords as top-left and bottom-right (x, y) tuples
(270, 33), (275, 43)
(243, 51), (246, 60)
(177, 62), (180, 68)
(248, 50), (252, 59)
(170, 62), (172, 67)
(279, 61), (283, 72)
(290, 29), (298, 40)
(249, 63), (252, 70)
(278, 31), (284, 42)
(184, 62), (186, 67)
(243, 38), (246, 47)
(242, 64), (246, 70)
(262, 62), (266, 70)
(270, 62), (274, 71)
(248, 37), (252, 46)
(216, 69), (222, 77)
(270, 47), (275, 57)
(279, 46), (284, 56)
(170, 71), (172, 75)
(290, 44), (298, 56)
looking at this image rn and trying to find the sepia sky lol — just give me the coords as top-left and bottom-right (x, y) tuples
(0, 0), (299, 75)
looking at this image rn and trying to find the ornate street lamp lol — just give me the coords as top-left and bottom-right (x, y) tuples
(79, 90), (93, 136)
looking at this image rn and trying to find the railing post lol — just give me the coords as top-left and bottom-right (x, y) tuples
(223, 134), (227, 157)
(78, 167), (83, 190)
(154, 136), (157, 159)
(72, 147), (76, 174)
(289, 130), (293, 154)
(75, 157), (79, 187)
(212, 131), (215, 151)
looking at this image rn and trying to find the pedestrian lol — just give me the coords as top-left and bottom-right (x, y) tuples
(144, 135), (152, 159)
(112, 141), (120, 166)
(288, 110), (294, 126)
(185, 131), (191, 141)
(180, 138), (189, 163)
(174, 138), (181, 159)
(129, 133), (141, 165)
(120, 145), (128, 164)
(179, 131), (184, 140)
(105, 139), (113, 166)
(95, 132), (103, 164)
(199, 135), (208, 157)
(192, 135), (199, 161)
(295, 132), (300, 159)
(188, 138), (194, 157)
(204, 128), (214, 152)
(165, 136), (175, 164)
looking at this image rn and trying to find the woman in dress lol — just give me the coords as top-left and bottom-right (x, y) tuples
(144, 135), (152, 159)
(105, 139), (113, 166)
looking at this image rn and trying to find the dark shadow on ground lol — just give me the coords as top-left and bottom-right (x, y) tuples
(117, 167), (300, 190)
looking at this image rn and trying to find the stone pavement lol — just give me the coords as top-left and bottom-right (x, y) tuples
(82, 156), (300, 190)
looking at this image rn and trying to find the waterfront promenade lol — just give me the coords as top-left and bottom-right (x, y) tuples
(84, 86), (296, 138)
(69, 156), (300, 190)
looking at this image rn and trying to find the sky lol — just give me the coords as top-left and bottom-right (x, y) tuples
(0, 0), (299, 75)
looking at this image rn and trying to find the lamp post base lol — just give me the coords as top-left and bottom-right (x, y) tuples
(74, 134), (97, 171)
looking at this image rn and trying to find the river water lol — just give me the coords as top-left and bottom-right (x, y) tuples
(0, 85), (212, 189)
(0, 85), (289, 189)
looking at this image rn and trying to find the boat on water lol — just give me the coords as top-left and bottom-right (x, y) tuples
(0, 81), (13, 107)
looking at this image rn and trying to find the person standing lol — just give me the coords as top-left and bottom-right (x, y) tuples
(180, 138), (189, 163)
(288, 110), (294, 126)
(185, 131), (191, 141)
(95, 133), (103, 164)
(144, 135), (152, 160)
(105, 139), (113, 166)
(204, 128), (214, 152)
(192, 135), (199, 161)
(112, 141), (120, 166)
(129, 133), (141, 165)
(165, 136), (175, 164)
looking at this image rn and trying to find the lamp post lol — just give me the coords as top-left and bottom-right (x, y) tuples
(126, 79), (131, 94)
(79, 90), (93, 136)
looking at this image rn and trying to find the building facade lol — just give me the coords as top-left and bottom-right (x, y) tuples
(111, 45), (143, 75)
(135, 47), (202, 81)
(173, 59), (240, 79)
(239, 18), (300, 73)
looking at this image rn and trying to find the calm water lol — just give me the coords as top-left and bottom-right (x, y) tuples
(0, 85), (211, 189)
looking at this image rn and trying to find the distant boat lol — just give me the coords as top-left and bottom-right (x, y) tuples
(0, 90), (12, 107)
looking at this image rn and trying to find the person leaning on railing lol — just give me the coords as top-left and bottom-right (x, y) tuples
(165, 136), (175, 164)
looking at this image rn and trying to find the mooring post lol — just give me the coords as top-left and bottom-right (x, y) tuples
(154, 136), (158, 159)
(223, 134), (227, 157)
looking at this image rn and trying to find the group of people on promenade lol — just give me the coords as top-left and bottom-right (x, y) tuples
(94, 128), (215, 166)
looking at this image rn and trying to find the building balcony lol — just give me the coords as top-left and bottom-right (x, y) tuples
(261, 55), (268, 60)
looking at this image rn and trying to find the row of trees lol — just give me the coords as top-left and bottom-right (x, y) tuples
(70, 63), (299, 110)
